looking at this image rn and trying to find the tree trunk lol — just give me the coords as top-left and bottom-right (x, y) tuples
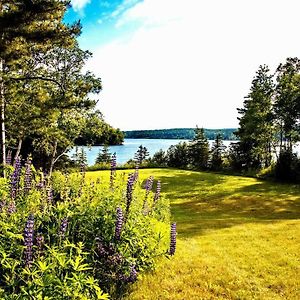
(0, 58), (6, 176)
(14, 138), (23, 163)
(49, 141), (58, 178)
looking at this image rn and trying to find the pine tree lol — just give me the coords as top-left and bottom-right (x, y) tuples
(95, 145), (111, 164)
(210, 133), (226, 170)
(188, 126), (209, 169)
(235, 65), (275, 169)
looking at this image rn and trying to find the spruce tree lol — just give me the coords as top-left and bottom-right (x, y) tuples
(188, 126), (209, 169)
(210, 133), (226, 171)
(235, 65), (275, 169)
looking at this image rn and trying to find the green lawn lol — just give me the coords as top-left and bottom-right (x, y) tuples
(87, 169), (300, 300)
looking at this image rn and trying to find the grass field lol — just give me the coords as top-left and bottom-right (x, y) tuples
(87, 169), (300, 300)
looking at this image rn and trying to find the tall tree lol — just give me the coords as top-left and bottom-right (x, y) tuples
(188, 126), (209, 169)
(0, 0), (80, 168)
(210, 133), (226, 170)
(274, 57), (300, 152)
(235, 65), (275, 169)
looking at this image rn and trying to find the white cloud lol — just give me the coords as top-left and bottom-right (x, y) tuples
(87, 0), (300, 130)
(71, 0), (91, 13)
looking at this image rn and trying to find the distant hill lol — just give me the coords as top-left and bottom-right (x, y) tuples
(123, 128), (238, 140)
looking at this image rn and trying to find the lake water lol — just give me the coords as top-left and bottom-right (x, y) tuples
(70, 138), (236, 166)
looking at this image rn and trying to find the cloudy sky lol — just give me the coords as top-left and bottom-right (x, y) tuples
(65, 0), (300, 130)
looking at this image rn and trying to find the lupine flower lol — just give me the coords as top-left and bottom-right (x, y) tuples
(80, 162), (86, 178)
(115, 207), (124, 240)
(46, 186), (53, 204)
(95, 237), (107, 257)
(125, 173), (135, 217)
(24, 214), (34, 267)
(10, 156), (22, 199)
(169, 222), (177, 256)
(7, 201), (16, 214)
(110, 153), (117, 189)
(6, 150), (12, 165)
(24, 156), (32, 193)
(36, 233), (44, 255)
(59, 217), (68, 238)
(127, 265), (138, 283)
(145, 176), (154, 193)
(153, 180), (161, 204)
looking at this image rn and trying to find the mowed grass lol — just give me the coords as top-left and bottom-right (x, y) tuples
(86, 169), (300, 300)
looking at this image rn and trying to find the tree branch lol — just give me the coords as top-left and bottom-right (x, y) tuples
(9, 76), (64, 90)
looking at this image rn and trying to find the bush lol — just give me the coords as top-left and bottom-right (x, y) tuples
(0, 160), (172, 299)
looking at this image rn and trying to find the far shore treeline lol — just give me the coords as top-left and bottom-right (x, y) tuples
(124, 128), (237, 140)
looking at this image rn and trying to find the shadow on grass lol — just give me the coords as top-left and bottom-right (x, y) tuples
(151, 169), (300, 238)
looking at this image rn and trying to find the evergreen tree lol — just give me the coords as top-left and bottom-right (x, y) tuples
(274, 57), (300, 152)
(134, 145), (149, 165)
(166, 142), (189, 168)
(235, 65), (275, 169)
(188, 126), (209, 169)
(210, 133), (226, 170)
(95, 145), (111, 164)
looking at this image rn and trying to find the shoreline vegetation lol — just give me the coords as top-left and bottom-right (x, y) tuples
(124, 128), (238, 140)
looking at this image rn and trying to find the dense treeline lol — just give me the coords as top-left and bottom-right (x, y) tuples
(145, 59), (300, 182)
(124, 128), (237, 140)
(0, 0), (122, 174)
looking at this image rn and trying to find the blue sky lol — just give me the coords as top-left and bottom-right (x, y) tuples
(65, 0), (300, 131)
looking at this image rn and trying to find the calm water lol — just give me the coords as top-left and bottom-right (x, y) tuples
(70, 138), (236, 166)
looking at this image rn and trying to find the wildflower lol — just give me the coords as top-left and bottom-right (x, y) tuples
(10, 156), (22, 199)
(36, 233), (44, 255)
(125, 173), (135, 217)
(110, 153), (117, 189)
(59, 217), (68, 238)
(115, 207), (124, 240)
(145, 176), (154, 193)
(6, 150), (12, 165)
(153, 180), (161, 204)
(46, 186), (53, 204)
(24, 214), (34, 267)
(7, 201), (16, 214)
(24, 156), (32, 193)
(169, 222), (177, 256)
(127, 265), (138, 283)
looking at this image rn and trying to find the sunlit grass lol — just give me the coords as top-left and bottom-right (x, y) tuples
(87, 169), (300, 299)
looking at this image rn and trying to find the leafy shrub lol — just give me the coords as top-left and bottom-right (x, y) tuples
(0, 160), (172, 299)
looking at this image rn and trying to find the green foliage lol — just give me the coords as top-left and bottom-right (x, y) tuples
(95, 145), (112, 165)
(166, 142), (189, 168)
(188, 127), (210, 169)
(210, 133), (226, 171)
(0, 163), (171, 299)
(124, 128), (237, 140)
(236, 65), (275, 170)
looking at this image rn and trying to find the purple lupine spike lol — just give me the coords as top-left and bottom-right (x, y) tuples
(36, 233), (44, 255)
(127, 265), (138, 283)
(24, 156), (32, 193)
(6, 150), (12, 165)
(24, 214), (34, 267)
(115, 207), (124, 240)
(145, 176), (154, 193)
(59, 217), (68, 238)
(125, 173), (135, 217)
(10, 156), (22, 199)
(110, 153), (117, 189)
(95, 238), (107, 257)
(80, 162), (86, 178)
(46, 186), (53, 204)
(153, 180), (161, 204)
(7, 201), (16, 215)
(169, 222), (177, 256)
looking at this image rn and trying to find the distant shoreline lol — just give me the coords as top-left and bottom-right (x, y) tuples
(123, 128), (238, 141)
